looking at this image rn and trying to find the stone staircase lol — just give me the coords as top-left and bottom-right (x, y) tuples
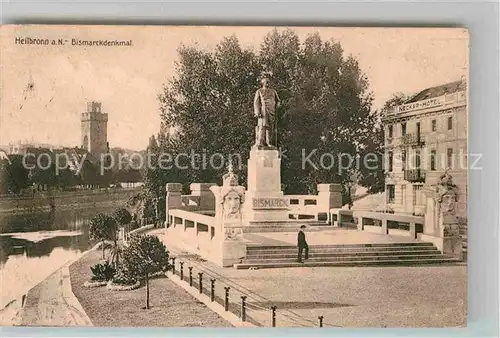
(233, 242), (461, 269)
(243, 221), (330, 233)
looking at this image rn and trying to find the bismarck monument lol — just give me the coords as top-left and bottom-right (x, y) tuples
(244, 77), (289, 225)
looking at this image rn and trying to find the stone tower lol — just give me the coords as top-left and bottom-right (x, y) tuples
(81, 102), (108, 158)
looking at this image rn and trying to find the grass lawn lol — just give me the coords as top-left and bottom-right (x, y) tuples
(69, 249), (231, 327)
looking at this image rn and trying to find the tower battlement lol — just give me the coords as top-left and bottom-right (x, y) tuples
(81, 101), (108, 122)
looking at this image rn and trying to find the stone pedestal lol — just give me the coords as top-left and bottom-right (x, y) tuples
(209, 166), (248, 267)
(244, 147), (289, 222)
(421, 177), (462, 259)
(317, 184), (342, 224)
(165, 183), (182, 227)
(220, 240), (247, 267)
(420, 223), (462, 258)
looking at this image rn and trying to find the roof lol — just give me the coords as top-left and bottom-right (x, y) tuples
(405, 79), (466, 103)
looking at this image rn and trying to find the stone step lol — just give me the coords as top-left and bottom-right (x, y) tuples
(246, 242), (434, 251)
(246, 245), (438, 255)
(242, 253), (446, 264)
(246, 249), (440, 260)
(234, 257), (462, 269)
(243, 226), (328, 233)
(246, 220), (327, 226)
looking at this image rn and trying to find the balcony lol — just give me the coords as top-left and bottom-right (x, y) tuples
(404, 169), (426, 183)
(400, 133), (425, 148)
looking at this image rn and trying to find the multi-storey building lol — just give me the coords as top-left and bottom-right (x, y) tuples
(382, 79), (467, 219)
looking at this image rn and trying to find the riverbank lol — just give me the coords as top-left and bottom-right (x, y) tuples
(0, 242), (101, 326)
(19, 264), (93, 326)
(0, 188), (139, 215)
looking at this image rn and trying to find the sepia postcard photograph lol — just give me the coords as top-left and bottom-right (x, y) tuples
(0, 25), (468, 328)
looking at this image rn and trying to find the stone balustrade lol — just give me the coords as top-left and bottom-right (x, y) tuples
(285, 184), (342, 223)
(331, 209), (424, 239)
(167, 209), (218, 260)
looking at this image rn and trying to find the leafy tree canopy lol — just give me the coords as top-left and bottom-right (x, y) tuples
(158, 29), (384, 199)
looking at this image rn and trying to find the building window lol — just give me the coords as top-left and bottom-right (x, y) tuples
(415, 150), (421, 169)
(447, 116), (453, 130)
(388, 125), (393, 139)
(387, 185), (395, 203)
(413, 185), (423, 206)
(388, 151), (393, 172)
(431, 119), (437, 131)
(447, 148), (453, 168)
(401, 122), (407, 136)
(401, 150), (406, 171)
(430, 150), (436, 171)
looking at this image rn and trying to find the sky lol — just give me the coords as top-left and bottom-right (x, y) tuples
(0, 25), (469, 151)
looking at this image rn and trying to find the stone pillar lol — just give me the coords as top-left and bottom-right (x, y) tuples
(244, 147), (289, 223)
(210, 166), (247, 267)
(420, 173), (462, 258)
(358, 216), (365, 231)
(409, 223), (417, 239)
(330, 208), (341, 227)
(317, 184), (342, 224)
(165, 183), (182, 228)
(381, 218), (389, 234)
(189, 183), (216, 210)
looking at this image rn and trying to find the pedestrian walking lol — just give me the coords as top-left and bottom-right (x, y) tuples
(297, 225), (309, 263)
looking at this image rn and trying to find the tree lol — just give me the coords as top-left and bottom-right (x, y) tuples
(0, 156), (30, 194)
(113, 208), (132, 227)
(356, 93), (413, 195)
(158, 29), (378, 203)
(89, 213), (118, 259)
(122, 234), (169, 309)
(140, 135), (165, 226)
(110, 208), (133, 266)
(383, 92), (411, 110)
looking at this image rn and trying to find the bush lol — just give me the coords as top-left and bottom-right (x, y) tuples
(111, 269), (138, 285)
(128, 220), (140, 231)
(90, 261), (116, 282)
(113, 208), (132, 226)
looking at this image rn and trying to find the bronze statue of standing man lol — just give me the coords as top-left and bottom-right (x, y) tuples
(253, 77), (280, 149)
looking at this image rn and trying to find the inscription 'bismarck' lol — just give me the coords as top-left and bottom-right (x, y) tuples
(252, 198), (289, 209)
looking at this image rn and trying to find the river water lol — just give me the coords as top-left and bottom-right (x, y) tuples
(0, 206), (115, 309)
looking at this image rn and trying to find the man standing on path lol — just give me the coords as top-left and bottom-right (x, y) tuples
(297, 225), (309, 263)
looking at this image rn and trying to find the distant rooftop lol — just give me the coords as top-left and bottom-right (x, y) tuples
(405, 79), (466, 104)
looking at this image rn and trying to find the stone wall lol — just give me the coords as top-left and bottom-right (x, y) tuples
(0, 188), (139, 214)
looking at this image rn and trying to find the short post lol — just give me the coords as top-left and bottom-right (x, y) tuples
(179, 261), (184, 280)
(224, 287), (230, 311)
(271, 306), (277, 327)
(188, 267), (193, 287)
(240, 296), (247, 322)
(171, 257), (176, 275)
(318, 315), (324, 327)
(210, 279), (216, 302)
(198, 272), (203, 294)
